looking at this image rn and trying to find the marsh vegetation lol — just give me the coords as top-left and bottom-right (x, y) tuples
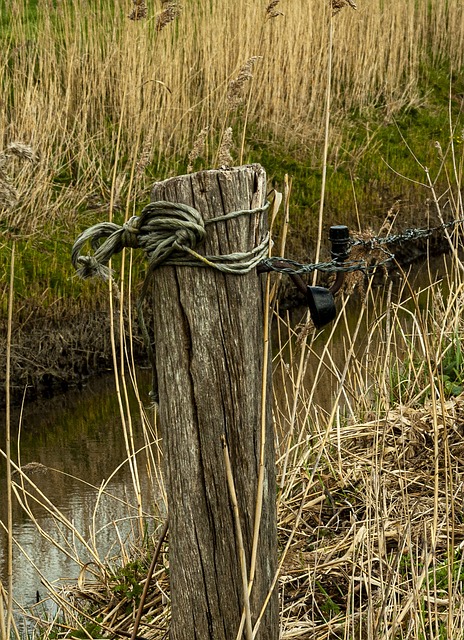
(2, 0), (464, 638)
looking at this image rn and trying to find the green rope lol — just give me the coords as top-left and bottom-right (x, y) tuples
(71, 200), (270, 279)
(71, 199), (270, 402)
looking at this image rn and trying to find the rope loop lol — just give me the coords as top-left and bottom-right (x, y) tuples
(75, 255), (114, 281)
(72, 199), (268, 279)
(72, 197), (269, 403)
(121, 215), (141, 248)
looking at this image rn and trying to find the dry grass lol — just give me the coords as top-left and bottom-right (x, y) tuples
(271, 258), (464, 638)
(4, 243), (464, 639)
(1, 0), (464, 235)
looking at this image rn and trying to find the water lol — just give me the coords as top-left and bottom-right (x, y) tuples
(0, 371), (161, 617)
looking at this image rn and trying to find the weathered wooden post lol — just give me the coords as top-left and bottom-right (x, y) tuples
(150, 164), (278, 639)
(71, 163), (279, 638)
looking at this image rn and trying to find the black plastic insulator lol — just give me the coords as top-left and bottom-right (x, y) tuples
(329, 225), (350, 262)
(306, 286), (336, 329)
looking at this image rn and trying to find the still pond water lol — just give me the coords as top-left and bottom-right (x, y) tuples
(0, 372), (161, 617)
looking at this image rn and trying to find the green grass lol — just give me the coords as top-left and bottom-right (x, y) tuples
(240, 64), (464, 251)
(0, 231), (98, 315)
(0, 0), (39, 40)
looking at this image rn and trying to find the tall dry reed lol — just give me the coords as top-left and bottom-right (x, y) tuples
(1, 0), (464, 234)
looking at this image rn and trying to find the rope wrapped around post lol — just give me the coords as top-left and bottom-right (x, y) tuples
(71, 199), (271, 401)
(72, 200), (270, 279)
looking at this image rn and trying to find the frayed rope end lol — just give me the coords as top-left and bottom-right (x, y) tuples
(76, 255), (113, 281)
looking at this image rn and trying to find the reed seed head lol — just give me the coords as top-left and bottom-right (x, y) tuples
(331, 0), (357, 15)
(17, 462), (49, 476)
(227, 56), (262, 109)
(0, 142), (38, 211)
(6, 142), (39, 163)
(128, 0), (148, 20)
(187, 127), (209, 173)
(112, 173), (126, 211)
(136, 142), (152, 175)
(0, 178), (18, 210)
(266, 0), (283, 19)
(156, 1), (182, 31)
(217, 127), (233, 167)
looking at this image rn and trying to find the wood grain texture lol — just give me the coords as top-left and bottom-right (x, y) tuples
(150, 165), (278, 640)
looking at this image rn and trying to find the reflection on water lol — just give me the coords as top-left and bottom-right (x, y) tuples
(0, 371), (160, 614)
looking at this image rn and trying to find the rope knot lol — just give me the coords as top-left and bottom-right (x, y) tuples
(121, 216), (141, 248)
(174, 225), (204, 248)
(136, 201), (206, 269)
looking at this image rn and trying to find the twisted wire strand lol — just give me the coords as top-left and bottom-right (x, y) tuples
(263, 216), (464, 277)
(260, 255), (393, 276)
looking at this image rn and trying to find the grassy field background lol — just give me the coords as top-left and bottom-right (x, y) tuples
(0, 0), (460, 400)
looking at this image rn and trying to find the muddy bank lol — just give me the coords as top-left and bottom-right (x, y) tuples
(0, 303), (149, 409)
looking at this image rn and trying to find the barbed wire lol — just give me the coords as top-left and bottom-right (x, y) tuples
(260, 216), (464, 276)
(352, 216), (464, 247)
(259, 256), (395, 277)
